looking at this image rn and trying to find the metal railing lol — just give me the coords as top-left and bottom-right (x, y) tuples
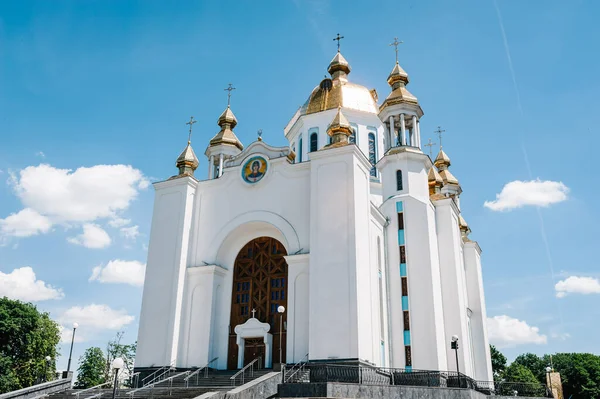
(73, 382), (111, 399)
(282, 353), (309, 383)
(230, 357), (262, 387)
(183, 357), (218, 388)
(127, 370), (191, 398)
(129, 372), (140, 389)
(140, 361), (175, 386)
(282, 363), (553, 397)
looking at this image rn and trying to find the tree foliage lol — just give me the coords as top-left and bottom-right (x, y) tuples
(493, 347), (600, 399)
(74, 347), (106, 389)
(0, 297), (60, 394)
(490, 345), (507, 381)
(103, 332), (136, 388)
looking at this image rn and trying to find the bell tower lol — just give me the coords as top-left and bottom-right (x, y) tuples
(376, 40), (448, 371)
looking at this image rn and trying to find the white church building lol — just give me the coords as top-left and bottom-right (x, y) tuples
(134, 46), (494, 382)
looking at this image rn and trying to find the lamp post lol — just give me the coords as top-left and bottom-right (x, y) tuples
(277, 306), (285, 366)
(451, 335), (460, 374)
(111, 357), (124, 399)
(66, 322), (79, 373)
(545, 366), (552, 395)
(44, 356), (51, 382)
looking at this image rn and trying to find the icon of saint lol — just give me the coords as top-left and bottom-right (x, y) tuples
(247, 160), (264, 182)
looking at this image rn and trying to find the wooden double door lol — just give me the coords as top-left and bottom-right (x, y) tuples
(227, 237), (288, 369)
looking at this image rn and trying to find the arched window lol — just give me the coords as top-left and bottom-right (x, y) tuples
(310, 132), (318, 152)
(298, 136), (303, 163)
(396, 170), (403, 191)
(368, 132), (377, 177)
(292, 143), (296, 163)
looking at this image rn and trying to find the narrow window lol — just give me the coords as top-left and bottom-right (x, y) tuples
(299, 136), (303, 162)
(349, 124), (357, 144)
(368, 132), (377, 177)
(396, 170), (403, 191)
(310, 132), (318, 152)
(403, 311), (410, 330)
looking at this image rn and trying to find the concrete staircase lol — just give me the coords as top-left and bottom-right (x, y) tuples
(49, 369), (274, 399)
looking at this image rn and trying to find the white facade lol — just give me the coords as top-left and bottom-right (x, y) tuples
(134, 51), (494, 381)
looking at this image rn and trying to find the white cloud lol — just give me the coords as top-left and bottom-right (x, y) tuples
(0, 267), (64, 301)
(59, 325), (85, 344)
(89, 260), (146, 286)
(59, 304), (134, 330)
(67, 223), (111, 249)
(108, 217), (131, 228)
(7, 163), (148, 224)
(35, 151), (46, 158)
(120, 225), (139, 240)
(484, 179), (568, 211)
(487, 315), (547, 348)
(555, 276), (600, 298)
(0, 208), (52, 237)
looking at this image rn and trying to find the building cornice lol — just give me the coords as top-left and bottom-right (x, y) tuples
(153, 175), (198, 191)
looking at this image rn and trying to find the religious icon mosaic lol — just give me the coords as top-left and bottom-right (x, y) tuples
(242, 156), (267, 184)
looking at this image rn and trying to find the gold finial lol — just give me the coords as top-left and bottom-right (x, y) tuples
(333, 33), (344, 52)
(389, 37), (403, 63)
(224, 83), (236, 107)
(424, 138), (437, 157)
(185, 116), (197, 144)
(257, 129), (263, 141)
(434, 126), (446, 148)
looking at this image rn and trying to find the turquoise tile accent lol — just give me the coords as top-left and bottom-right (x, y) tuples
(402, 296), (409, 310)
(397, 230), (405, 245)
(400, 263), (407, 276)
(396, 201), (403, 212)
(406, 366), (412, 372)
(403, 330), (411, 345)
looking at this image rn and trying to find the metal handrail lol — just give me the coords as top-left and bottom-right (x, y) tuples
(127, 370), (191, 398)
(230, 356), (262, 386)
(129, 372), (140, 388)
(283, 353), (309, 383)
(184, 357), (218, 387)
(73, 381), (111, 399)
(141, 361), (174, 385)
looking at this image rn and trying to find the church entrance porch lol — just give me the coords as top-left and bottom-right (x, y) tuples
(227, 237), (288, 370)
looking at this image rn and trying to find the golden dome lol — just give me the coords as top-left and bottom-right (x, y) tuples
(298, 51), (378, 117)
(209, 106), (243, 151)
(428, 166), (443, 185)
(434, 149), (459, 185)
(328, 51), (351, 76)
(326, 106), (353, 147)
(434, 149), (451, 168)
(379, 62), (420, 114)
(387, 62), (409, 86)
(175, 143), (199, 177)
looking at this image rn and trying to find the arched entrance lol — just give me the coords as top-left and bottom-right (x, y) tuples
(227, 236), (288, 369)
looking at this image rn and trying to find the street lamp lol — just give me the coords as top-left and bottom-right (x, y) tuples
(111, 357), (124, 399)
(44, 356), (51, 382)
(66, 322), (79, 373)
(451, 335), (460, 374)
(277, 306), (285, 366)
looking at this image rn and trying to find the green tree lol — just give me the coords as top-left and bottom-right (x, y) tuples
(0, 297), (60, 393)
(74, 347), (106, 389)
(513, 352), (545, 383)
(545, 353), (600, 399)
(500, 363), (544, 396)
(104, 332), (137, 387)
(490, 345), (507, 381)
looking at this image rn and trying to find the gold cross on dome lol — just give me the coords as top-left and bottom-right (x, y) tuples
(333, 33), (344, 52)
(424, 138), (437, 157)
(389, 37), (403, 63)
(251, 308), (256, 318)
(224, 83), (236, 107)
(434, 126), (446, 148)
(185, 116), (196, 143)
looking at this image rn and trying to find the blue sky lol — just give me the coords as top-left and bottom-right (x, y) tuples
(1, 0), (599, 373)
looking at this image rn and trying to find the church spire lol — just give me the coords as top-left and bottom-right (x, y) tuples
(208, 85), (243, 151)
(328, 33), (351, 81)
(175, 117), (199, 177)
(325, 106), (353, 147)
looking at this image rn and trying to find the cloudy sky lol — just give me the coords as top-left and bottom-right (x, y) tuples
(1, 0), (598, 372)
